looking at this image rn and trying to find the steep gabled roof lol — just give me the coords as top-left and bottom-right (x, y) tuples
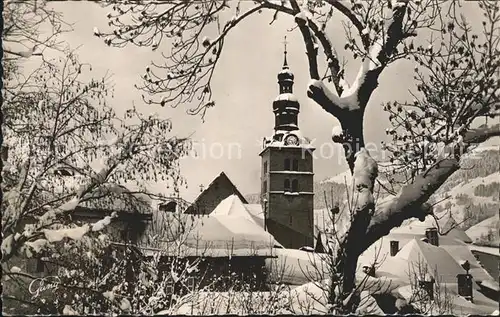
(211, 195), (257, 224)
(379, 238), (466, 284)
(184, 171), (248, 214)
(139, 209), (277, 257)
(243, 204), (265, 229)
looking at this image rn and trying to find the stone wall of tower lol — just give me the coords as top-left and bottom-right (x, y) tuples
(260, 147), (314, 249)
(268, 193), (314, 248)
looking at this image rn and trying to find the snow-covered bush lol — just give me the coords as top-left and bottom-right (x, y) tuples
(2, 5), (189, 311)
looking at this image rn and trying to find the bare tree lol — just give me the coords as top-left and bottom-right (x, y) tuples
(3, 0), (70, 60)
(39, 0), (500, 313)
(406, 257), (455, 314)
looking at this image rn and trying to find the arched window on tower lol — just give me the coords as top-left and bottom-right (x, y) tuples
(284, 158), (290, 170)
(284, 179), (291, 191)
(292, 179), (299, 192)
(292, 159), (298, 171)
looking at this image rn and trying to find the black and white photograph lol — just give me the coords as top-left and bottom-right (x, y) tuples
(1, 0), (499, 315)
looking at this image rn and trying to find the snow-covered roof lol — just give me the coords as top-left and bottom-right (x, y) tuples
(169, 291), (289, 315)
(278, 68), (294, 77)
(287, 279), (385, 314)
(378, 239), (467, 284)
(360, 232), (494, 284)
(320, 170), (352, 184)
(480, 279), (500, 292)
(243, 203), (265, 229)
(468, 244), (500, 257)
(391, 213), (472, 244)
(168, 280), (384, 315)
(78, 184), (152, 214)
(265, 248), (329, 285)
(141, 197), (277, 257)
(396, 282), (499, 315)
(211, 195), (257, 224)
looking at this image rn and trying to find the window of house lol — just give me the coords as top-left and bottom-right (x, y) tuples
(263, 161), (268, 174)
(284, 179), (291, 191)
(263, 180), (267, 193)
(187, 276), (196, 291)
(292, 159), (298, 171)
(166, 280), (175, 295)
(291, 179), (299, 192)
(284, 158), (290, 170)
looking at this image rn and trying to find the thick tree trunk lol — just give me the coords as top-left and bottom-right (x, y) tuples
(340, 111), (365, 172)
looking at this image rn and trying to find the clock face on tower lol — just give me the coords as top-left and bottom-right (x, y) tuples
(284, 134), (299, 146)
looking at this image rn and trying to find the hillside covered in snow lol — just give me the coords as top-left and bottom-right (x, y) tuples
(466, 214), (500, 247)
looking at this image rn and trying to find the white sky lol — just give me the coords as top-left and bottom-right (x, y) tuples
(43, 1), (489, 202)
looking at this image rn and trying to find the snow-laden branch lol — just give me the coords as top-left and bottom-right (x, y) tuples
(362, 123), (500, 252)
(323, 0), (370, 49)
(350, 2), (409, 110)
(4, 47), (40, 58)
(362, 159), (455, 252)
(308, 80), (359, 116)
(41, 212), (117, 244)
(294, 3), (320, 80)
(43, 225), (90, 243)
(295, 5), (345, 95)
(352, 148), (378, 212)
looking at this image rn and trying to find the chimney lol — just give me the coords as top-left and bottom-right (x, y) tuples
(159, 201), (177, 213)
(390, 240), (399, 256)
(425, 227), (439, 246)
(457, 273), (474, 302)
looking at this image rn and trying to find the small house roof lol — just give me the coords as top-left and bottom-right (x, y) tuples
(379, 239), (466, 284)
(140, 197), (277, 257)
(187, 172), (248, 211)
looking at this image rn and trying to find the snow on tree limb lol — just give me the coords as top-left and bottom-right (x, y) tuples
(308, 80), (360, 116)
(91, 212), (118, 232)
(43, 225), (90, 243)
(363, 124), (500, 252)
(353, 149), (378, 194)
(323, 0), (370, 49)
(352, 3), (409, 110)
(295, 4), (344, 95)
(295, 9), (321, 80)
(25, 239), (50, 254)
(1, 235), (15, 258)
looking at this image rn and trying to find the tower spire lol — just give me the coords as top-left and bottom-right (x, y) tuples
(283, 35), (289, 69)
(277, 35), (295, 95)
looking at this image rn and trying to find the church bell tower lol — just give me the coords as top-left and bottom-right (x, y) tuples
(259, 37), (315, 249)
